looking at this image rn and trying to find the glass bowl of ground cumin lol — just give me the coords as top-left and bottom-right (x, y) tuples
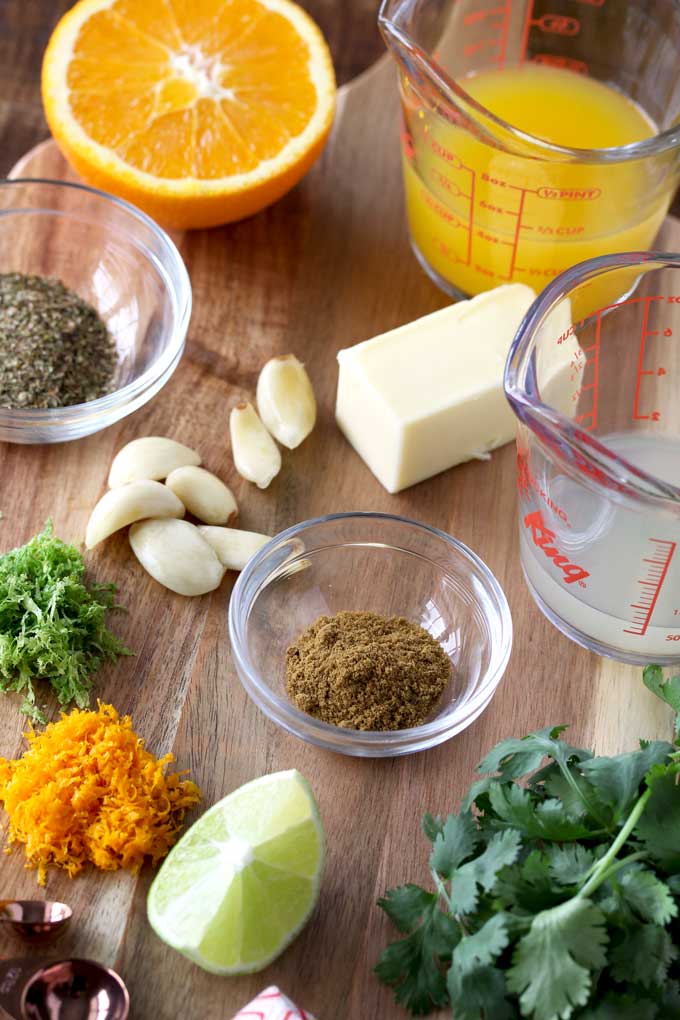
(229, 512), (513, 757)
(0, 179), (190, 443)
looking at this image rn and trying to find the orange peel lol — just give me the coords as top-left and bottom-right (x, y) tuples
(42, 0), (336, 228)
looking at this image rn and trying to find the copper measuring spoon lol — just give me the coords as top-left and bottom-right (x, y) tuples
(0, 903), (72, 946)
(0, 957), (129, 1020)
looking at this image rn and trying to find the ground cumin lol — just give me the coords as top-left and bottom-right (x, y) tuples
(285, 610), (451, 731)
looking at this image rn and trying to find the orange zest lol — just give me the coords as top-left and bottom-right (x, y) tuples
(0, 703), (201, 885)
(42, 0), (336, 228)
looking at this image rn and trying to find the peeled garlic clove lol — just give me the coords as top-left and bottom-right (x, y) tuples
(165, 466), (237, 525)
(129, 519), (226, 596)
(85, 480), (184, 549)
(230, 402), (282, 489)
(198, 526), (271, 571)
(256, 354), (317, 449)
(108, 437), (201, 487)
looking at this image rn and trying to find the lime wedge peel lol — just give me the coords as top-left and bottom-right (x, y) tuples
(147, 769), (325, 975)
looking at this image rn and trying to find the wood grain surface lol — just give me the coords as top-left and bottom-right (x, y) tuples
(0, 9), (677, 1020)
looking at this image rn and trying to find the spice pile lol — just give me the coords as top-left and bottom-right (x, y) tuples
(0, 272), (116, 409)
(0, 523), (130, 721)
(286, 611), (451, 730)
(0, 703), (201, 886)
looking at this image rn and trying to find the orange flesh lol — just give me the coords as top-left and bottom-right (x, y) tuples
(66, 0), (319, 179)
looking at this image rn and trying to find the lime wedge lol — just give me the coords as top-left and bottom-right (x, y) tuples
(147, 770), (324, 974)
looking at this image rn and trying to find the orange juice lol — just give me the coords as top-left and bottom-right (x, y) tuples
(402, 64), (670, 299)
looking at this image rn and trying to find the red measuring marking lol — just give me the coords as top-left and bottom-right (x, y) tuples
(466, 164), (476, 263)
(520, 0), (535, 62)
(494, 1), (512, 66)
(463, 5), (509, 24)
(533, 53), (588, 73)
(568, 295), (665, 430)
(633, 294), (666, 421)
(519, 1), (582, 61)
(507, 188), (526, 278)
(462, 1), (513, 66)
(624, 538), (677, 636)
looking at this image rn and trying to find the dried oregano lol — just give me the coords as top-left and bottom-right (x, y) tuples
(0, 272), (117, 408)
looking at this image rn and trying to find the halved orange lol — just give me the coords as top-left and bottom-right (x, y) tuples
(42, 0), (336, 229)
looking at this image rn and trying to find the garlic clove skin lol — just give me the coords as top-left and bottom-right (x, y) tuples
(129, 518), (226, 596)
(256, 354), (317, 449)
(229, 401), (282, 489)
(108, 437), (201, 487)
(85, 480), (185, 549)
(197, 526), (271, 571)
(166, 466), (237, 525)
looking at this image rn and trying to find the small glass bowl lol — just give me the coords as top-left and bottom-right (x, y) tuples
(0, 179), (191, 443)
(229, 512), (513, 757)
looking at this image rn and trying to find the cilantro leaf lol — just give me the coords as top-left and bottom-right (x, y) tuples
(375, 930), (447, 1015)
(377, 885), (437, 934)
(375, 896), (459, 1015)
(448, 964), (518, 1020)
(547, 845), (598, 887)
(461, 776), (495, 813)
(429, 812), (479, 879)
(450, 829), (522, 914)
(494, 851), (565, 913)
(610, 923), (677, 988)
(377, 671), (680, 1020)
(454, 913), (510, 970)
(507, 899), (607, 1020)
(478, 729), (605, 826)
(476, 727), (592, 780)
(421, 813), (443, 843)
(488, 783), (596, 840)
(541, 766), (603, 822)
(580, 741), (673, 819)
(447, 915), (516, 1020)
(635, 764), (680, 872)
(617, 867), (678, 925)
(643, 665), (680, 739)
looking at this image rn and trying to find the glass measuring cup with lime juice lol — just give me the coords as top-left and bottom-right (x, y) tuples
(505, 254), (680, 665)
(379, 0), (680, 299)
(519, 432), (680, 659)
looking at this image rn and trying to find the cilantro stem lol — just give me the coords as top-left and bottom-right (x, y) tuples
(577, 789), (650, 900)
(430, 870), (469, 938)
(431, 869), (454, 913)
(589, 850), (649, 888)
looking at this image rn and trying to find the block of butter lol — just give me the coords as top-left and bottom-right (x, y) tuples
(336, 283), (540, 493)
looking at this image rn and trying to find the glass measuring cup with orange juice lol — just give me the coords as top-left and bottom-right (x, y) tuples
(379, 0), (680, 300)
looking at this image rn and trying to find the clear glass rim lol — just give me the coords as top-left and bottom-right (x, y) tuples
(0, 177), (192, 425)
(228, 511), (513, 754)
(378, 3), (680, 164)
(505, 250), (680, 511)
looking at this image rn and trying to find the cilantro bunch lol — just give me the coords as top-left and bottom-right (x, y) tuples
(376, 666), (680, 1020)
(0, 523), (131, 721)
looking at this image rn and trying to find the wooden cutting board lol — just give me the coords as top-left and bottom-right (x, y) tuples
(0, 56), (674, 1020)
